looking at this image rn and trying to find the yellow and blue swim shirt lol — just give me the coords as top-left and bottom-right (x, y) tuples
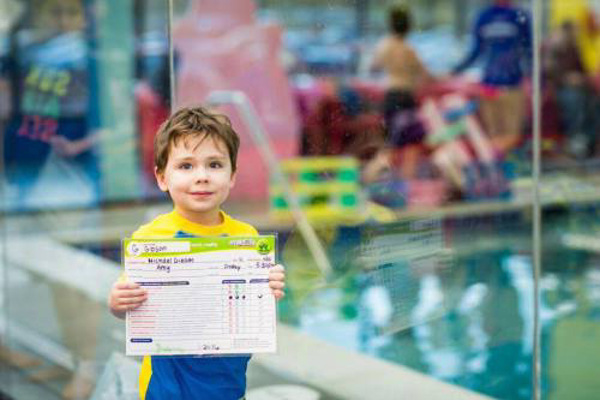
(132, 210), (258, 400)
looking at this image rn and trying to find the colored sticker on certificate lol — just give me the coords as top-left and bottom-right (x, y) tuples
(123, 236), (277, 356)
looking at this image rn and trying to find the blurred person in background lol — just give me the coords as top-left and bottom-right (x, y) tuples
(1, 0), (101, 210)
(1, 1), (102, 398)
(544, 20), (598, 158)
(371, 4), (434, 179)
(453, 0), (532, 155)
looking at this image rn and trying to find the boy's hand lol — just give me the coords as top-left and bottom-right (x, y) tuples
(108, 281), (148, 318)
(268, 264), (285, 300)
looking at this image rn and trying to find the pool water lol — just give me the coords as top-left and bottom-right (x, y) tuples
(276, 211), (600, 400)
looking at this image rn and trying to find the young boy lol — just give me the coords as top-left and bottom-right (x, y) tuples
(108, 106), (285, 400)
(371, 4), (433, 179)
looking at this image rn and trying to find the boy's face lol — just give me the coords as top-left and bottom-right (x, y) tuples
(156, 134), (236, 225)
(39, 0), (85, 33)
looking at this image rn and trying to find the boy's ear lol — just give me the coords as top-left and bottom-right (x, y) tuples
(155, 167), (168, 192)
(229, 170), (237, 188)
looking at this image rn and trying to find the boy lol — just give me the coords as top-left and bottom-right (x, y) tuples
(371, 4), (433, 179)
(108, 106), (285, 400)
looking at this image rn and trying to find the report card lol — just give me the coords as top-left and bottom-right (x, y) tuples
(123, 236), (277, 356)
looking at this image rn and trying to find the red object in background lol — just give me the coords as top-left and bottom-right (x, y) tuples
(295, 78), (385, 157)
(594, 70), (600, 93)
(302, 96), (345, 155)
(520, 78), (566, 152)
(301, 95), (382, 156)
(136, 82), (169, 186)
(293, 79), (338, 127)
(173, 0), (299, 201)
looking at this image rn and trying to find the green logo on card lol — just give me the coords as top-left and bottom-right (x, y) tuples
(257, 239), (271, 255)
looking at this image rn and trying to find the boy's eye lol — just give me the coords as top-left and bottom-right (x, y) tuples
(210, 161), (223, 168)
(178, 163), (193, 170)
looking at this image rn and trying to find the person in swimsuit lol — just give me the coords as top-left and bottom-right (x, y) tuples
(371, 4), (433, 178)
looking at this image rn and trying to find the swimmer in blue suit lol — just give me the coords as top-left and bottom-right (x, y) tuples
(453, 0), (532, 153)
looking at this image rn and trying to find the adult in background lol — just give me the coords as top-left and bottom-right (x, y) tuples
(453, 0), (532, 154)
(544, 21), (597, 157)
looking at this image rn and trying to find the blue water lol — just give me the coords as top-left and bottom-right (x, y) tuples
(277, 211), (600, 400)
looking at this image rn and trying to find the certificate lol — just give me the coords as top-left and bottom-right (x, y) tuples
(123, 236), (277, 356)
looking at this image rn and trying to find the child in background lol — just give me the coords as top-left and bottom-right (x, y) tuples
(108, 107), (285, 400)
(371, 4), (433, 179)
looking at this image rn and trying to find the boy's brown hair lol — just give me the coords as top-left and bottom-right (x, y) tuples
(389, 4), (411, 37)
(154, 106), (240, 174)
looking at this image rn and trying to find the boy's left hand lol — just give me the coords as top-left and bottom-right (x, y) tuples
(268, 264), (285, 300)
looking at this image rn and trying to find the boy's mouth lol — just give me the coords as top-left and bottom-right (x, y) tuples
(190, 191), (213, 196)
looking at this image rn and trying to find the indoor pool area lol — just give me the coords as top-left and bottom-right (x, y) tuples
(2, 0), (600, 399)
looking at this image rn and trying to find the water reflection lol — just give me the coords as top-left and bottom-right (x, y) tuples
(2, 0), (101, 211)
(281, 212), (600, 400)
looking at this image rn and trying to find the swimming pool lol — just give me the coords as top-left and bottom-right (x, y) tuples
(274, 209), (600, 400)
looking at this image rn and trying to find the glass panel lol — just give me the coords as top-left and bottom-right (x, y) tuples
(0, 0), (170, 398)
(10, 0), (597, 399)
(540, 0), (600, 399)
(255, 0), (538, 399)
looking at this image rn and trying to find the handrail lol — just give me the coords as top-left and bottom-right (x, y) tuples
(205, 90), (333, 276)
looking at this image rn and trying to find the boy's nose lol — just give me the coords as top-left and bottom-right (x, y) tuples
(194, 167), (209, 182)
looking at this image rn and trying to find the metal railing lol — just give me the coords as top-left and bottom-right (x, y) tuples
(206, 90), (332, 277)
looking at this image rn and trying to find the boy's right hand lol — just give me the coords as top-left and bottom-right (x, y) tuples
(108, 281), (148, 319)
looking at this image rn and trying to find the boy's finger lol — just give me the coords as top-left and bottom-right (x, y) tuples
(270, 264), (285, 273)
(115, 281), (141, 290)
(272, 289), (285, 300)
(269, 272), (285, 282)
(118, 289), (147, 298)
(119, 295), (147, 305)
(269, 281), (285, 290)
(115, 302), (143, 312)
